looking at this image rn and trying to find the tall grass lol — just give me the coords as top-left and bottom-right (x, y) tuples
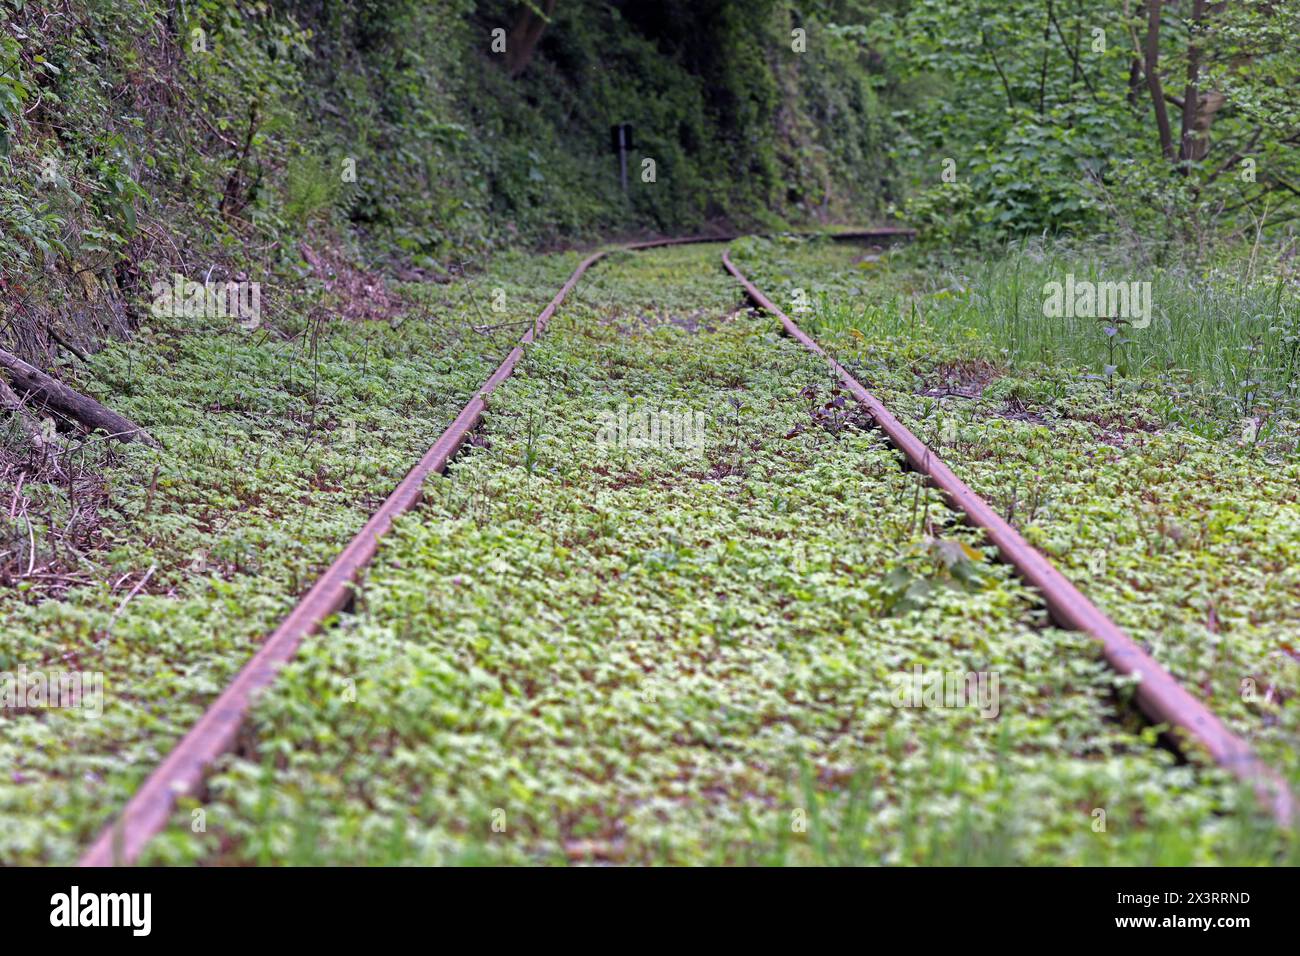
(820, 240), (1300, 420)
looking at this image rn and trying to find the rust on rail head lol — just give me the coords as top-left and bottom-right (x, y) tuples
(720, 247), (1295, 828)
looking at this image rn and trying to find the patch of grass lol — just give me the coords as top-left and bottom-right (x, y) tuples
(734, 236), (1300, 436)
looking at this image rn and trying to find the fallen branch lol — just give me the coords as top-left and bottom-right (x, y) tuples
(46, 323), (90, 363)
(0, 348), (158, 447)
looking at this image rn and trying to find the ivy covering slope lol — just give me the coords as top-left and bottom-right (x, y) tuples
(0, 0), (900, 363)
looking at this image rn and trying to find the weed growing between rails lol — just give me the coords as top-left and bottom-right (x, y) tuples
(0, 251), (586, 865)
(142, 245), (1289, 865)
(729, 237), (1300, 790)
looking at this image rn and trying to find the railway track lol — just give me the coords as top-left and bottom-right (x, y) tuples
(80, 233), (1293, 866)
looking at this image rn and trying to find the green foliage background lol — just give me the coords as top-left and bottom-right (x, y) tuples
(0, 0), (902, 304)
(868, 0), (1300, 248)
(3, 0), (1294, 341)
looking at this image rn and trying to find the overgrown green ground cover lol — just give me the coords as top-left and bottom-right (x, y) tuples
(0, 252), (582, 865)
(740, 236), (1300, 433)
(144, 244), (1291, 865)
(729, 237), (1300, 789)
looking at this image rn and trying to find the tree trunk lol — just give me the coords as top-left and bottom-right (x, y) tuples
(505, 0), (558, 78)
(1144, 0), (1176, 161)
(0, 348), (157, 446)
(1125, 0), (1145, 106)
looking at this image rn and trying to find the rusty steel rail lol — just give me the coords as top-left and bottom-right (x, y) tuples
(78, 236), (731, 867)
(721, 248), (1295, 827)
(79, 259), (599, 864)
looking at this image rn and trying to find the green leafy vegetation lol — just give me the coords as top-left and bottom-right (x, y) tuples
(731, 235), (1300, 793)
(734, 235), (1300, 430)
(0, 250), (573, 864)
(138, 245), (1291, 866)
(865, 0), (1299, 246)
(2, 0), (1297, 871)
(1, 0), (901, 343)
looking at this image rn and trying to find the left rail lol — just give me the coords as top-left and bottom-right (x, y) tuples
(78, 245), (619, 866)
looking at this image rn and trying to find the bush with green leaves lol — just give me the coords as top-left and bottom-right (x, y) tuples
(858, 0), (1299, 248)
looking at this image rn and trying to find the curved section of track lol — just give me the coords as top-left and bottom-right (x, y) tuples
(81, 232), (1291, 866)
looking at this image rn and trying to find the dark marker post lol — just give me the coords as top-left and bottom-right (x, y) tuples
(610, 122), (633, 194)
